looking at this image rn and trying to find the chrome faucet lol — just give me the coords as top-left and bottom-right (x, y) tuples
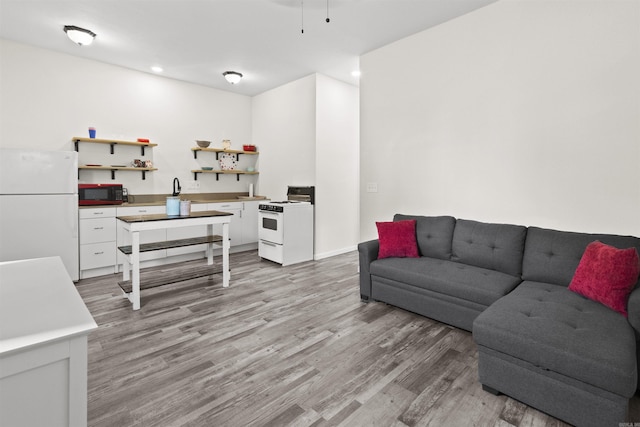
(172, 177), (181, 196)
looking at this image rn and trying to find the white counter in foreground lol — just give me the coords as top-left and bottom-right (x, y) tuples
(0, 256), (97, 427)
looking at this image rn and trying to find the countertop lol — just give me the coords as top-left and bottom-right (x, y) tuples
(80, 192), (267, 208)
(0, 257), (98, 356)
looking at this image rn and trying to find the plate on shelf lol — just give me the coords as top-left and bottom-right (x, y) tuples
(85, 164), (101, 167)
(218, 153), (237, 170)
(202, 166), (214, 171)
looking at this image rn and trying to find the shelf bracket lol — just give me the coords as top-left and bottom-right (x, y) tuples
(111, 170), (116, 180)
(74, 140), (79, 152)
(109, 143), (116, 155)
(141, 146), (147, 156)
(193, 150), (198, 159)
(142, 170), (147, 180)
(193, 172), (199, 180)
(216, 173), (220, 181)
(236, 173), (240, 181)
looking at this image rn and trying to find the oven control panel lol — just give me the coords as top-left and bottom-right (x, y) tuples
(259, 204), (284, 213)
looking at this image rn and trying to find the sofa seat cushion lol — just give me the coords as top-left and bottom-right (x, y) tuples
(370, 257), (522, 307)
(473, 281), (637, 397)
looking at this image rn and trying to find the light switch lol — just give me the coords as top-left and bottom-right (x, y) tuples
(366, 182), (378, 193)
(186, 180), (200, 190)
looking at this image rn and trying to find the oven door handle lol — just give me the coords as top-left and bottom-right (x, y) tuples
(261, 240), (278, 247)
(259, 211), (281, 216)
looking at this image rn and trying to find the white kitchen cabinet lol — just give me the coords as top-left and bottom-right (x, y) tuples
(116, 205), (167, 261)
(78, 200), (259, 276)
(165, 203), (209, 257)
(241, 200), (260, 245)
(79, 207), (117, 279)
(0, 257), (97, 427)
(208, 202), (243, 246)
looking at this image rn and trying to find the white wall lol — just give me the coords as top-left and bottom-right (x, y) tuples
(360, 0), (640, 240)
(251, 74), (316, 201)
(315, 74), (359, 258)
(1, 40), (361, 259)
(252, 73), (360, 258)
(0, 39), (254, 196)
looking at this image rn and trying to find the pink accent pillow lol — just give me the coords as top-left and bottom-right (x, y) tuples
(568, 241), (640, 317)
(376, 220), (419, 259)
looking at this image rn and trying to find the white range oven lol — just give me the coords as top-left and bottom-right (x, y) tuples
(258, 186), (314, 266)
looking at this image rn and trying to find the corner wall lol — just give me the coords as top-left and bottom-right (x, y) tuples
(251, 74), (317, 201)
(360, 0), (640, 240)
(252, 73), (360, 258)
(315, 74), (359, 258)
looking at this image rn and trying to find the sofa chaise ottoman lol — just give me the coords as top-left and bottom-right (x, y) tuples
(473, 227), (640, 427)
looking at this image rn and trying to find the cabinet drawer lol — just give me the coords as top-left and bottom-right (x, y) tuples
(209, 202), (243, 211)
(80, 217), (116, 244)
(80, 242), (116, 270)
(79, 207), (116, 219)
(116, 205), (165, 216)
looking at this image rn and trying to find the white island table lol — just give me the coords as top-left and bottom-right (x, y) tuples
(0, 256), (98, 427)
(117, 210), (233, 310)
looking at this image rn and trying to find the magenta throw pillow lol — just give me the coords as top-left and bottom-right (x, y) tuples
(568, 241), (640, 317)
(376, 220), (419, 259)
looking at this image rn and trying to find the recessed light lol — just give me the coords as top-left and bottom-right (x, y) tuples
(351, 70), (361, 78)
(151, 66), (163, 73)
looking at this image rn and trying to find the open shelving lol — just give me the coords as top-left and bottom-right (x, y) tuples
(190, 146), (259, 181)
(191, 146), (259, 160)
(190, 169), (259, 181)
(74, 136), (158, 180)
(73, 137), (157, 155)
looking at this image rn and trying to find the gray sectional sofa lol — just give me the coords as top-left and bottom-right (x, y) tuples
(358, 214), (640, 426)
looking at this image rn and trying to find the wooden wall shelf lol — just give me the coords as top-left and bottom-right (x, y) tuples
(79, 165), (157, 180)
(74, 137), (157, 155)
(191, 169), (259, 181)
(191, 147), (259, 160)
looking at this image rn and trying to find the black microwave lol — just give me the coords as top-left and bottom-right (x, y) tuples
(79, 183), (123, 205)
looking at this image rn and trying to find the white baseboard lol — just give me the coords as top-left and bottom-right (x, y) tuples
(314, 245), (357, 260)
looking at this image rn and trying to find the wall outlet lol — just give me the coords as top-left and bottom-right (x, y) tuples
(366, 182), (378, 193)
(185, 180), (200, 190)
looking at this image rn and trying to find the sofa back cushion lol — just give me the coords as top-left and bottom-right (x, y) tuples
(451, 219), (527, 277)
(523, 227), (640, 287)
(393, 214), (455, 260)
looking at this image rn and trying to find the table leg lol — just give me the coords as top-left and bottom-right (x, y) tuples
(123, 254), (130, 282)
(132, 230), (141, 310)
(222, 222), (230, 287)
(206, 224), (213, 266)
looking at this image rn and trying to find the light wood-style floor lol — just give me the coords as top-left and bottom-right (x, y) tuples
(76, 250), (640, 426)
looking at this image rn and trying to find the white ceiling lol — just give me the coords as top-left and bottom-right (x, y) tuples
(0, 0), (497, 96)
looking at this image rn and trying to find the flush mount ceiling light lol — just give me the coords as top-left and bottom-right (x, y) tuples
(223, 71), (243, 84)
(63, 25), (96, 46)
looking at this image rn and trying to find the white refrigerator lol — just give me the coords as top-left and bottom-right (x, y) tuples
(0, 148), (80, 280)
